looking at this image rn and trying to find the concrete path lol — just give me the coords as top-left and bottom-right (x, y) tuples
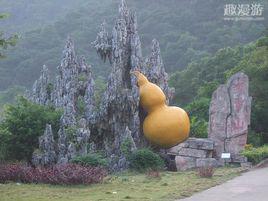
(177, 167), (268, 201)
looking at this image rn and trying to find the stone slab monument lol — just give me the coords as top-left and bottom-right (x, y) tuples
(208, 72), (251, 164)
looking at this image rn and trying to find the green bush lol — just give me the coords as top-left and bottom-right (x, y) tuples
(128, 148), (164, 172)
(189, 116), (208, 138)
(247, 130), (264, 147)
(241, 144), (268, 164)
(0, 96), (62, 162)
(120, 138), (133, 159)
(70, 153), (108, 167)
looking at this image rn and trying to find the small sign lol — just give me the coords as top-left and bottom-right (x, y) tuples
(221, 153), (231, 159)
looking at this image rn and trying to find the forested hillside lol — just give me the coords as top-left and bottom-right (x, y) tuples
(0, 0), (87, 34)
(0, 0), (267, 90)
(170, 33), (268, 143)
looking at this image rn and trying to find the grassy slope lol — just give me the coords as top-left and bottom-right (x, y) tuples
(0, 167), (241, 201)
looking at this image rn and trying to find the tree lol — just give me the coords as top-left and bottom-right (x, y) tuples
(0, 97), (62, 162)
(0, 14), (18, 58)
(225, 34), (268, 143)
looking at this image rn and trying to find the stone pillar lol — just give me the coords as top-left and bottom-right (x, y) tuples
(208, 72), (251, 163)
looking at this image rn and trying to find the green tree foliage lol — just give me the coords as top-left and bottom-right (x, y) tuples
(241, 144), (268, 164)
(0, 97), (62, 162)
(70, 153), (108, 167)
(0, 0), (87, 34)
(185, 98), (210, 138)
(170, 34), (268, 143)
(129, 148), (164, 172)
(0, 86), (25, 106)
(0, 13), (18, 58)
(225, 34), (268, 143)
(0, 0), (267, 90)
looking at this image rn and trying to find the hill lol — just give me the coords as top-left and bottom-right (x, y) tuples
(0, 0), (267, 90)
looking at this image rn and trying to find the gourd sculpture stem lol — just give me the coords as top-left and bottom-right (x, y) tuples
(131, 71), (190, 148)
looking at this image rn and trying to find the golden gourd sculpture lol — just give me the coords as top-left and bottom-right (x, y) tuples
(132, 71), (190, 148)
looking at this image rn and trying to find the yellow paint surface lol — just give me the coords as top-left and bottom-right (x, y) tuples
(132, 71), (190, 148)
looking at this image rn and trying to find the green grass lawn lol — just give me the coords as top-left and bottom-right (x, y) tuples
(0, 167), (242, 201)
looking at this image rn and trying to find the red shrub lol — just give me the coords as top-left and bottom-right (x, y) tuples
(0, 163), (107, 185)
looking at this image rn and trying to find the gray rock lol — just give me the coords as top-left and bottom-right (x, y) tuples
(75, 119), (90, 156)
(91, 0), (172, 171)
(57, 127), (68, 164)
(178, 148), (208, 158)
(28, 65), (52, 105)
(167, 143), (186, 155)
(196, 158), (218, 168)
(145, 39), (174, 102)
(91, 1), (143, 163)
(186, 138), (214, 150)
(29, 0), (173, 171)
(32, 124), (57, 166)
(175, 156), (196, 171)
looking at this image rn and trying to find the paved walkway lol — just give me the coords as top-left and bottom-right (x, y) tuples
(177, 167), (268, 201)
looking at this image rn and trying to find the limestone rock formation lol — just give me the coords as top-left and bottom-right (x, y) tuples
(52, 38), (95, 118)
(30, 0), (173, 171)
(145, 39), (174, 102)
(92, 1), (173, 170)
(32, 124), (57, 166)
(91, 0), (143, 170)
(208, 72), (251, 163)
(57, 118), (90, 164)
(29, 65), (52, 105)
(31, 37), (94, 166)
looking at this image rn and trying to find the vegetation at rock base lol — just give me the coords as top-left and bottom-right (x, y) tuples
(241, 144), (268, 164)
(128, 148), (165, 172)
(0, 167), (242, 201)
(0, 97), (62, 162)
(70, 153), (108, 168)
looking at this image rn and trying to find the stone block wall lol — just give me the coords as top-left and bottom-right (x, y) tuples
(168, 138), (217, 171)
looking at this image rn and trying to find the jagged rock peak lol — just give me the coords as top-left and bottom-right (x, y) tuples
(78, 55), (92, 74)
(29, 64), (52, 105)
(62, 36), (76, 66)
(92, 21), (111, 63)
(119, 0), (129, 18)
(145, 39), (174, 102)
(32, 124), (57, 166)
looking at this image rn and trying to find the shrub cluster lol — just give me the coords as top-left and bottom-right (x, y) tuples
(70, 153), (108, 167)
(241, 144), (268, 164)
(128, 148), (164, 172)
(0, 96), (62, 162)
(0, 163), (107, 185)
